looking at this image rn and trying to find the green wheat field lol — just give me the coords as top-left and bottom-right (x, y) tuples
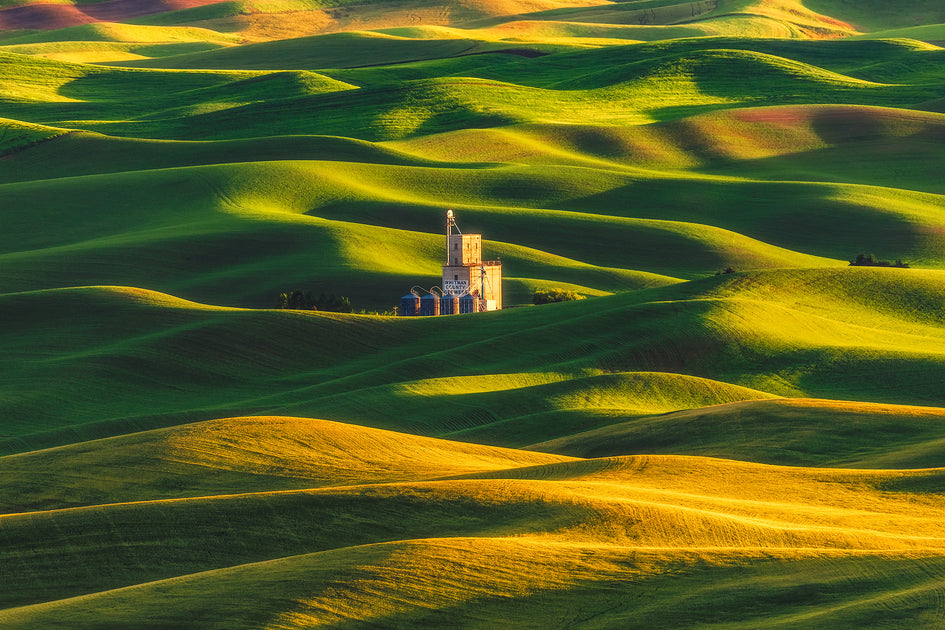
(2, 0), (945, 627)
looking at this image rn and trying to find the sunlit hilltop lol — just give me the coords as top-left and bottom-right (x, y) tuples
(2, 0), (945, 627)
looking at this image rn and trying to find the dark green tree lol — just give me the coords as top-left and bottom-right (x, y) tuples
(277, 290), (352, 312)
(533, 288), (585, 305)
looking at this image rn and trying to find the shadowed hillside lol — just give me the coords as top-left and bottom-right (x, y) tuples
(2, 421), (945, 625)
(4, 269), (945, 455)
(3, 0), (945, 627)
(531, 398), (945, 468)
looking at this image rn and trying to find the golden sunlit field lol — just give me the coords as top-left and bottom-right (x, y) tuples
(2, 0), (945, 627)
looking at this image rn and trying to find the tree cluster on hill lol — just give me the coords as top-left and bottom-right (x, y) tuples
(849, 254), (909, 268)
(277, 290), (352, 312)
(533, 288), (585, 305)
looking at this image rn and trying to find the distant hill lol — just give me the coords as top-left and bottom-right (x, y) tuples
(0, 0), (941, 49)
(3, 0), (945, 626)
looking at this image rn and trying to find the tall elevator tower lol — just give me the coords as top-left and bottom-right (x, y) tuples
(442, 210), (502, 310)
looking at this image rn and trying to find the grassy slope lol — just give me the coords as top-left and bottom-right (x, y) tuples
(0, 22), (242, 45)
(851, 24), (945, 45)
(0, 22), (242, 62)
(0, 37), (940, 140)
(1, 435), (944, 624)
(0, 415), (575, 511)
(4, 544), (945, 628)
(531, 398), (945, 468)
(2, 81), (943, 305)
(0, 159), (705, 308)
(4, 268), (945, 454)
(108, 31), (528, 70)
(385, 105), (945, 197)
(801, 0), (945, 32)
(2, 0), (945, 626)
(0, 148), (940, 304)
(460, 0), (860, 39)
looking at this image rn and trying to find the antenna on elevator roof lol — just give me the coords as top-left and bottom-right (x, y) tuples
(446, 209), (460, 234)
(446, 209), (460, 265)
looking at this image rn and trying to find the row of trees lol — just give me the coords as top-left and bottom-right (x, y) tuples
(709, 253), (912, 276)
(277, 290), (352, 312)
(533, 288), (585, 305)
(849, 253), (909, 268)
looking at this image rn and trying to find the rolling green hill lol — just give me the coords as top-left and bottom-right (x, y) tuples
(2, 425), (945, 625)
(2, 0), (945, 626)
(532, 397), (945, 468)
(4, 268), (945, 456)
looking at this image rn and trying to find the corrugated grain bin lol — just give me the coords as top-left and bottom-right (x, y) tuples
(440, 293), (459, 315)
(400, 294), (420, 316)
(419, 293), (441, 316)
(458, 293), (480, 314)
